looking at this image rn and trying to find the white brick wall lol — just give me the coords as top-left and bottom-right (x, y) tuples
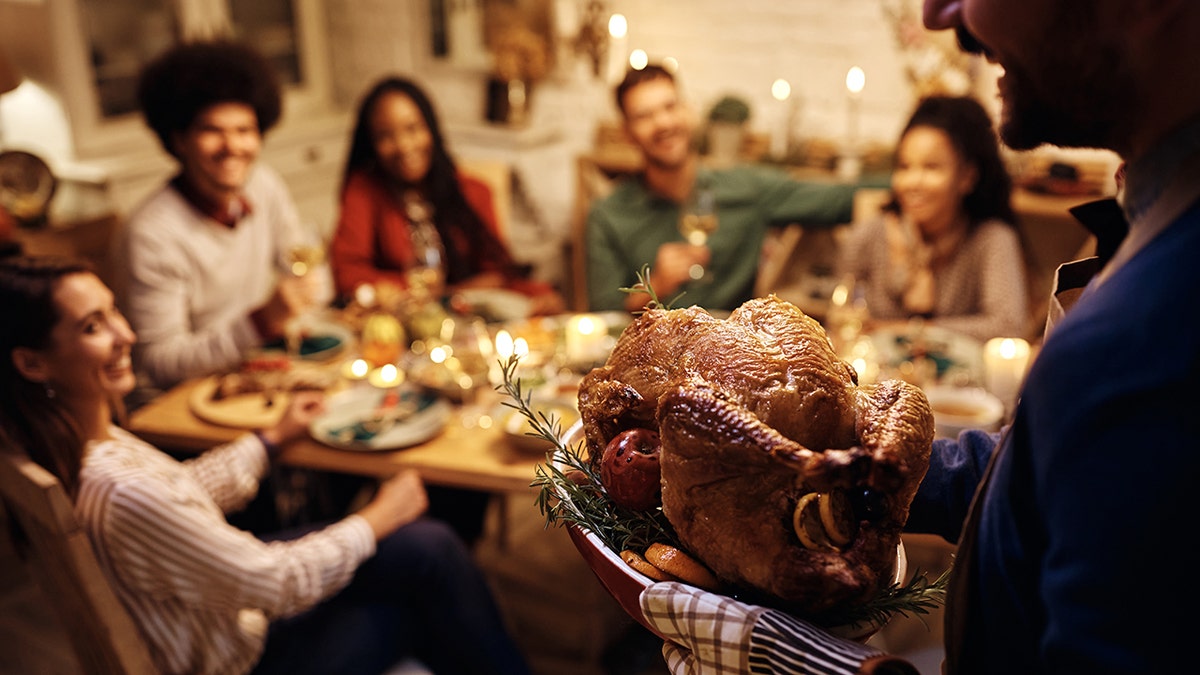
(324, 0), (937, 149)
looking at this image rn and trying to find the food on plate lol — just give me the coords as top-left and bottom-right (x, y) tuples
(598, 428), (662, 510)
(577, 295), (933, 615)
(210, 354), (334, 402)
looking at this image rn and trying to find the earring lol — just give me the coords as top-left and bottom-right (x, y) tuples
(43, 383), (56, 399)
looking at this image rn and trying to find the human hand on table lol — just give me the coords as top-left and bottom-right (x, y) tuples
(640, 581), (916, 675)
(259, 391), (326, 453)
(357, 470), (429, 540)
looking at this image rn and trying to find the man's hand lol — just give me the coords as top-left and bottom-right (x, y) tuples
(653, 242), (711, 295)
(254, 275), (322, 340)
(624, 243), (711, 311)
(640, 581), (916, 675)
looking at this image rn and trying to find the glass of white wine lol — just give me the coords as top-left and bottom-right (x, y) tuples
(285, 243), (326, 357)
(678, 182), (718, 283)
(402, 191), (447, 306)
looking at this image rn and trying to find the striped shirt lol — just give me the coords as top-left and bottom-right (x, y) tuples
(76, 427), (375, 675)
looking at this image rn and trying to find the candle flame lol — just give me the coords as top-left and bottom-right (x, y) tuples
(608, 13), (627, 38)
(514, 337), (529, 358)
(380, 363), (399, 384)
(350, 358), (369, 378)
(629, 49), (648, 70)
(846, 66), (865, 95)
(495, 330), (514, 359)
(771, 79), (791, 102)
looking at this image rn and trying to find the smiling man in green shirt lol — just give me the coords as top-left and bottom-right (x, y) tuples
(586, 65), (858, 312)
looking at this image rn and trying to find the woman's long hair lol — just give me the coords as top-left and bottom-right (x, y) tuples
(341, 77), (515, 283)
(0, 256), (91, 497)
(885, 95), (1017, 227)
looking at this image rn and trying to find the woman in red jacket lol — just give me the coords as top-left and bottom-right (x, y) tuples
(330, 76), (563, 315)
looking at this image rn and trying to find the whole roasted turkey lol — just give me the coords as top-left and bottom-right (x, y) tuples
(578, 296), (934, 615)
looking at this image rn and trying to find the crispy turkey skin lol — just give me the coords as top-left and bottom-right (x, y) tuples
(578, 296), (933, 615)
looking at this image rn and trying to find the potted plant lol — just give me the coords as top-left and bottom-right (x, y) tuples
(706, 95), (752, 164)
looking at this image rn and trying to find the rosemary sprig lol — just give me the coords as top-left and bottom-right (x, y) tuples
(497, 354), (675, 551)
(503, 352), (948, 629)
(618, 264), (684, 312)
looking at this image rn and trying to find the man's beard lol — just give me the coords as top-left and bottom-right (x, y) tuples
(997, 44), (1131, 153)
(957, 13), (1132, 153)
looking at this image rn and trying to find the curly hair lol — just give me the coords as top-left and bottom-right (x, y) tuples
(137, 41), (282, 159)
(887, 95), (1017, 226)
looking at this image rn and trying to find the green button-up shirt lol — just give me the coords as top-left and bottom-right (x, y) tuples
(585, 165), (856, 312)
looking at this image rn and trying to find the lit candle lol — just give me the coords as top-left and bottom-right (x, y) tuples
(838, 66), (866, 181)
(368, 363), (404, 388)
(845, 66), (865, 148)
(607, 13), (628, 84)
(565, 314), (609, 365)
(770, 78), (791, 160)
(495, 330), (514, 360)
(983, 337), (1031, 410)
(342, 357), (370, 381)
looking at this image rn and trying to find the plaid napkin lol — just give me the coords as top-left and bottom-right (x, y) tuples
(639, 581), (919, 675)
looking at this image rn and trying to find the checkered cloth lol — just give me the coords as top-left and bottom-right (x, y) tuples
(639, 582), (919, 675)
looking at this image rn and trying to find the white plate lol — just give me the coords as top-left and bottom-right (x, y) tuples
(870, 325), (984, 384)
(499, 399), (580, 454)
(310, 386), (451, 451)
(454, 288), (534, 322)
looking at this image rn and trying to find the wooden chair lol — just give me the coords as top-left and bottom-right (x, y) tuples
(458, 157), (514, 244)
(0, 450), (156, 674)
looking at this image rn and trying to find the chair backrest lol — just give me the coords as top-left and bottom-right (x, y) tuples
(567, 154), (623, 311)
(0, 450), (157, 675)
(458, 157), (513, 244)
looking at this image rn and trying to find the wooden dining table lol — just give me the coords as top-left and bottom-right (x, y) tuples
(126, 378), (548, 494)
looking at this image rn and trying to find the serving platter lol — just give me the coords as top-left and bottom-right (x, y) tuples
(553, 421), (906, 643)
(188, 360), (340, 429)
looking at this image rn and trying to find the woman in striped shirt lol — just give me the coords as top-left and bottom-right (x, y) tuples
(0, 256), (530, 675)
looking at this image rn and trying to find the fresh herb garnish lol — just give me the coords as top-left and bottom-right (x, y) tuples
(619, 264), (685, 312)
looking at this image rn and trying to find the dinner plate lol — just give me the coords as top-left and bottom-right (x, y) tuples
(554, 421), (906, 643)
(309, 386), (451, 451)
(499, 399), (579, 454)
(870, 325), (984, 383)
(454, 288), (534, 322)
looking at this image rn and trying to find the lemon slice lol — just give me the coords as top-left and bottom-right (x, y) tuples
(792, 492), (834, 551)
(818, 491), (856, 546)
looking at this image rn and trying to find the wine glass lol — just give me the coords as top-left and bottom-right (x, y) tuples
(402, 191), (447, 306)
(284, 243), (326, 357)
(678, 183), (718, 283)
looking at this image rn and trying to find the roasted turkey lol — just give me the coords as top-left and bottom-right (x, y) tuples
(578, 296), (933, 615)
